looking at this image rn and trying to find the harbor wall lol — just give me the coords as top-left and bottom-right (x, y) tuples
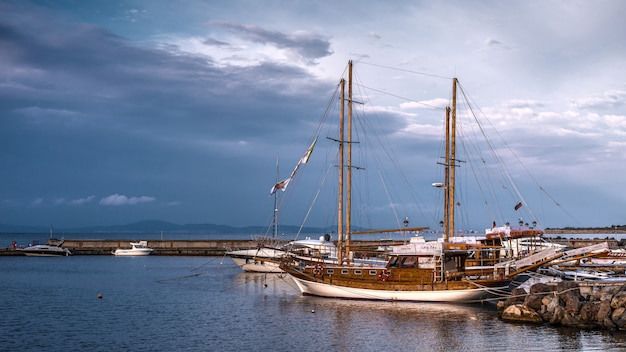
(0, 236), (621, 256)
(0, 239), (396, 256)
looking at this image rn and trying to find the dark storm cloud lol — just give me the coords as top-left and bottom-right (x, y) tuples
(211, 21), (333, 64)
(0, 4), (333, 227)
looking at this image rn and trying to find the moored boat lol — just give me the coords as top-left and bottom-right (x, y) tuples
(227, 235), (337, 273)
(18, 226), (72, 256)
(280, 61), (547, 303)
(19, 243), (72, 257)
(112, 241), (154, 256)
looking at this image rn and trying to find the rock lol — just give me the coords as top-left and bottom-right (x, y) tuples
(561, 311), (584, 327)
(562, 294), (581, 314)
(524, 293), (545, 312)
(504, 287), (527, 306)
(557, 281), (582, 314)
(602, 317), (617, 330)
(579, 285), (593, 301)
(556, 280), (580, 295)
(544, 294), (560, 314)
(597, 299), (613, 323)
(611, 307), (626, 328)
(496, 300), (506, 313)
(580, 301), (600, 322)
(610, 290), (626, 309)
(529, 282), (555, 294)
(549, 306), (565, 325)
(501, 304), (543, 323)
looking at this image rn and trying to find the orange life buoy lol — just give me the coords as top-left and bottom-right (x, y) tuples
(378, 269), (390, 282)
(313, 263), (323, 275)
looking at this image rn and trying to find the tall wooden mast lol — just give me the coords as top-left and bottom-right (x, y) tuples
(443, 106), (450, 242)
(273, 155), (279, 238)
(448, 78), (458, 240)
(337, 78), (345, 258)
(346, 60), (353, 258)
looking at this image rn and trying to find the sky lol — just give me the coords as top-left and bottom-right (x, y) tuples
(1, 0), (625, 231)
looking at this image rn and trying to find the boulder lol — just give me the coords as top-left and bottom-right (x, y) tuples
(579, 301), (600, 322)
(611, 307), (626, 329)
(557, 281), (582, 314)
(561, 294), (581, 314)
(561, 311), (585, 327)
(529, 282), (555, 294)
(597, 299), (613, 323)
(610, 290), (626, 309)
(549, 306), (565, 325)
(556, 280), (580, 295)
(504, 287), (527, 306)
(524, 293), (545, 312)
(501, 304), (543, 323)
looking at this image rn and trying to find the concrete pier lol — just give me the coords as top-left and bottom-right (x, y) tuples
(1, 238), (402, 256)
(1, 236), (620, 256)
(1, 239), (258, 256)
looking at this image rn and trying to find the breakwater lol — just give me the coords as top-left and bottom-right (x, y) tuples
(1, 238), (398, 256)
(0, 235), (620, 256)
(498, 281), (626, 330)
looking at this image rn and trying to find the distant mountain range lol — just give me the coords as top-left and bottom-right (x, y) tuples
(1, 220), (624, 234)
(0, 220), (329, 234)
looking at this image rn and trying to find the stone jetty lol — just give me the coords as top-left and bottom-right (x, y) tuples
(1, 238), (398, 256)
(498, 281), (626, 330)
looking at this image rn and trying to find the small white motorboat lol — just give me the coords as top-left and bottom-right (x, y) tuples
(112, 241), (154, 256)
(19, 226), (72, 256)
(19, 243), (72, 257)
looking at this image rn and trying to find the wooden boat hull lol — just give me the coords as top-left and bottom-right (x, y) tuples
(289, 275), (507, 302)
(282, 263), (510, 303)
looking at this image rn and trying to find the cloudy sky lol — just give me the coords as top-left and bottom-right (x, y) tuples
(1, 0), (625, 232)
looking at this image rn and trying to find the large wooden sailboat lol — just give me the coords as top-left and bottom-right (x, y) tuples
(280, 61), (538, 302)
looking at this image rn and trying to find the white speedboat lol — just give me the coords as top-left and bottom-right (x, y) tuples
(227, 235), (338, 273)
(19, 226), (72, 256)
(112, 241), (154, 256)
(19, 243), (72, 257)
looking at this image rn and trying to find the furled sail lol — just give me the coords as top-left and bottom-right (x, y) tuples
(270, 138), (317, 194)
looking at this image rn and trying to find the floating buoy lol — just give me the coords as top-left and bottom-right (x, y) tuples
(311, 309), (315, 313)
(263, 283), (268, 288)
(97, 293), (103, 299)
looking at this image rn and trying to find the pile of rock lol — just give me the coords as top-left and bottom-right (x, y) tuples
(498, 281), (626, 329)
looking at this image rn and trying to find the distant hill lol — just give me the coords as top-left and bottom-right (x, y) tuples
(0, 220), (329, 234)
(2, 220), (624, 234)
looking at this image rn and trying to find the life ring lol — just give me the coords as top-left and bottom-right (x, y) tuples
(78, 241), (83, 247)
(378, 269), (390, 282)
(313, 263), (323, 275)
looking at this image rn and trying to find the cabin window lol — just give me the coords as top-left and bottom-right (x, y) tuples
(341, 269), (349, 275)
(327, 269), (334, 275)
(354, 270), (362, 275)
(400, 256), (417, 268)
(388, 256), (399, 268)
(369, 270), (378, 276)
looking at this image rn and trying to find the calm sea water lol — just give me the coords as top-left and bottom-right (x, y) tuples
(2, 253), (626, 352)
(2, 232), (626, 351)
